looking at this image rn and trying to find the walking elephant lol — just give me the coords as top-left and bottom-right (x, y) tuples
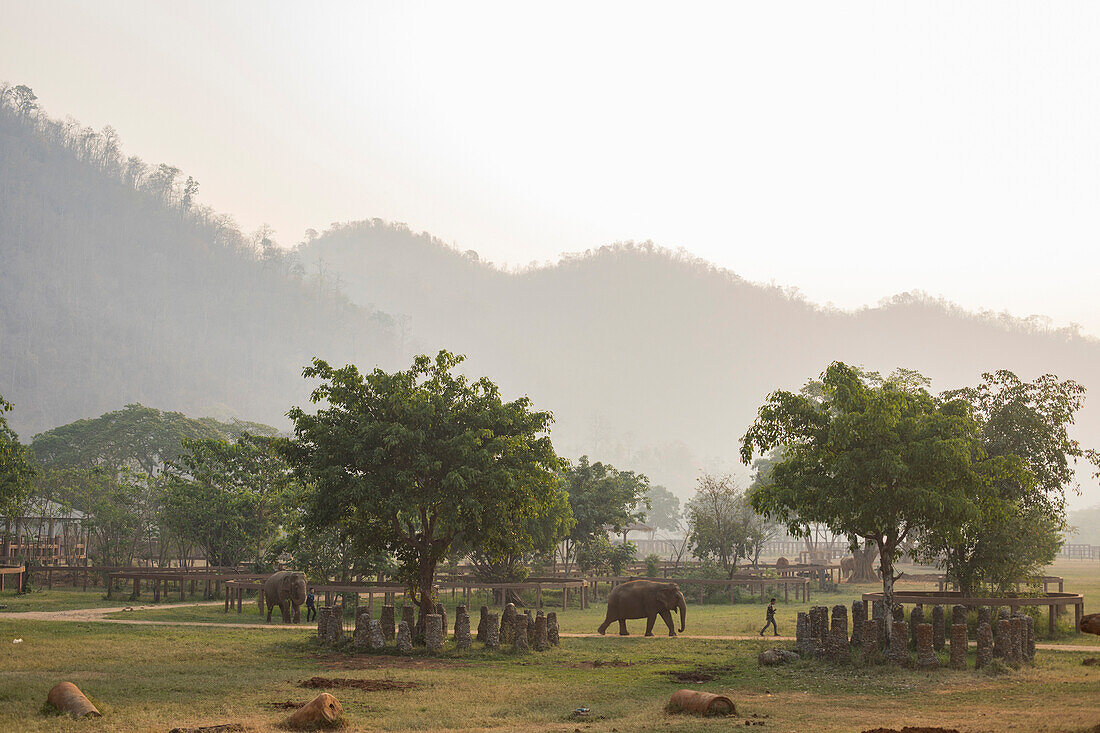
(262, 571), (307, 624)
(597, 579), (686, 636)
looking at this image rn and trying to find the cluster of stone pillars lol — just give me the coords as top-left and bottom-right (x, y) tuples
(315, 601), (562, 654)
(792, 600), (1037, 670)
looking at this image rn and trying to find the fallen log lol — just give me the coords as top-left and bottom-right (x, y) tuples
(666, 689), (736, 716)
(46, 682), (101, 718)
(281, 692), (344, 730)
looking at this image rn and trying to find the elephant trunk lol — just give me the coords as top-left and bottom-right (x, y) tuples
(677, 594), (686, 632)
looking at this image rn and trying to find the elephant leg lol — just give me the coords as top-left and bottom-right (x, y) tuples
(281, 600), (291, 624)
(618, 618), (629, 636)
(645, 614), (656, 636)
(265, 596), (273, 623)
(597, 615), (611, 635)
(292, 602), (301, 624)
(660, 609), (677, 637)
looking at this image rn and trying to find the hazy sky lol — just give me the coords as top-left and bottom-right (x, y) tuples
(4, 2), (1100, 335)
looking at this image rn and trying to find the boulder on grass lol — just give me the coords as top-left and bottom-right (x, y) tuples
(1080, 613), (1100, 635)
(758, 648), (800, 666)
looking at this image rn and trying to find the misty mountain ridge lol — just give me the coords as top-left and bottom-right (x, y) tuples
(297, 220), (1100, 503)
(2, 87), (1098, 505)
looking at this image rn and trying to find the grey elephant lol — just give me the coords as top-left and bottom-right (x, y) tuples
(597, 579), (686, 636)
(261, 571), (307, 624)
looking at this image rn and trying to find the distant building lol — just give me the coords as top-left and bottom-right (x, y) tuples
(2, 500), (90, 565)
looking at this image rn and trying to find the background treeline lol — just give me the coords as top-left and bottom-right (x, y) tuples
(0, 85), (398, 435)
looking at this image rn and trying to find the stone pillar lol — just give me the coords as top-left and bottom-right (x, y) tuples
(851, 600), (865, 647)
(796, 612), (813, 656)
(368, 619), (385, 650)
(916, 623), (938, 669)
(951, 604), (967, 629)
(401, 605), (415, 639)
(888, 621), (909, 666)
(932, 606), (945, 651)
(512, 614), (529, 652)
(976, 622), (993, 669)
(909, 606), (924, 650)
(1025, 615), (1036, 662)
(425, 614), (443, 652)
(949, 624), (967, 670)
(353, 607), (371, 651)
(455, 606), (471, 650)
(534, 612), (549, 651)
(861, 617), (879, 663)
(872, 600), (886, 648)
(500, 603), (517, 645)
(477, 605), (489, 642)
(484, 612), (500, 650)
(1009, 616), (1023, 667)
(317, 606), (331, 642)
(396, 620), (413, 652)
(325, 607), (342, 646)
(380, 605), (395, 641)
(994, 619), (1010, 660)
(525, 610), (535, 646)
(828, 605), (849, 661)
(977, 607), (991, 629)
(547, 611), (560, 646)
(892, 604), (904, 623)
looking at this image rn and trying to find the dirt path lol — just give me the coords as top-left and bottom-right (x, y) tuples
(5, 604), (1099, 652)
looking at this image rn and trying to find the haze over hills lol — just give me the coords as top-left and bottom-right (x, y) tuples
(2, 90), (1098, 506)
(0, 90), (399, 437)
(300, 220), (1100, 504)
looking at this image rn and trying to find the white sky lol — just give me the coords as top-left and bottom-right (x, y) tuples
(3, 2), (1100, 335)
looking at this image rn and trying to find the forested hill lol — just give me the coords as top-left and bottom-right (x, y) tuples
(0, 93), (398, 438)
(300, 220), (1100, 498)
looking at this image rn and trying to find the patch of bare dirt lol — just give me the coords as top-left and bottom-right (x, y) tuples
(264, 701), (303, 710)
(666, 664), (737, 683)
(861, 728), (961, 733)
(316, 654), (467, 671)
(568, 660), (634, 669)
(1082, 657), (1099, 666)
(299, 677), (418, 692)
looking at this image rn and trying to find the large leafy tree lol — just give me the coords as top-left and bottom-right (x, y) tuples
(282, 351), (566, 620)
(920, 371), (1098, 593)
(162, 434), (294, 569)
(641, 484), (681, 533)
(0, 396), (35, 521)
(31, 403), (276, 476)
(557, 456), (649, 575)
(685, 473), (757, 578)
(740, 362), (1014, 635)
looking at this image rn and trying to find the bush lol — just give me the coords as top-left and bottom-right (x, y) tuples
(644, 554), (661, 578)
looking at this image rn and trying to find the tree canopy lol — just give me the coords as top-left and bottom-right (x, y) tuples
(282, 350), (568, 618)
(556, 455), (649, 575)
(740, 362), (1016, 632)
(0, 396), (34, 520)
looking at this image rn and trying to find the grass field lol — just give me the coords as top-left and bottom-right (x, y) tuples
(0, 561), (1096, 732)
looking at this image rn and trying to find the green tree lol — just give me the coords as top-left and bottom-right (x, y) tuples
(685, 473), (756, 578)
(0, 396), (35, 521)
(31, 403), (276, 477)
(920, 371), (1098, 593)
(740, 362), (1012, 637)
(162, 434), (293, 568)
(641, 484), (681, 533)
(557, 456), (649, 576)
(282, 351), (566, 621)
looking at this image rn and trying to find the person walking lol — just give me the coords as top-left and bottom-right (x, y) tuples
(759, 598), (778, 636)
(305, 588), (317, 622)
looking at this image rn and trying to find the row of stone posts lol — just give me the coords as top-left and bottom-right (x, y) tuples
(794, 601), (1036, 670)
(317, 602), (561, 654)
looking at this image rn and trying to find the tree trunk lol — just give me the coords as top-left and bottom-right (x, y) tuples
(849, 544), (878, 583)
(878, 539), (897, 643)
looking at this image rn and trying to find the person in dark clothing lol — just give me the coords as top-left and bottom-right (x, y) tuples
(305, 588), (317, 622)
(759, 598), (778, 636)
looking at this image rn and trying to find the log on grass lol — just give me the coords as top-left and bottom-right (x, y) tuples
(46, 681), (101, 718)
(281, 692), (344, 730)
(666, 689), (736, 716)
